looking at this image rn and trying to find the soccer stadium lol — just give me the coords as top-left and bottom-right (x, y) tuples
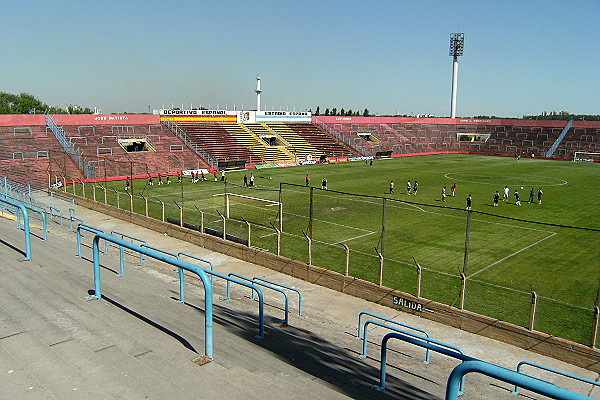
(1, 102), (599, 398)
(2, 1), (600, 397)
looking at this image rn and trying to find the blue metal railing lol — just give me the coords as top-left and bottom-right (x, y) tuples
(90, 232), (214, 360)
(0, 198), (32, 260)
(172, 263), (265, 338)
(0, 193), (47, 241)
(357, 312), (432, 362)
(111, 230), (147, 265)
(227, 273), (290, 324)
(178, 253), (214, 283)
(360, 320), (432, 363)
(446, 360), (590, 400)
(76, 224), (108, 257)
(513, 361), (599, 397)
(70, 216), (85, 232)
(376, 331), (469, 393)
(252, 277), (303, 316)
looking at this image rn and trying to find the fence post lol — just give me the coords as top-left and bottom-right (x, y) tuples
(139, 193), (148, 217)
(92, 184), (96, 202)
(342, 243), (350, 276)
(463, 209), (472, 275)
(274, 225), (281, 256)
(194, 205), (204, 233)
(111, 189), (120, 208)
(376, 249), (384, 286)
(416, 262), (422, 298)
(242, 218), (251, 247)
(174, 200), (183, 227)
(128, 191), (133, 212)
(216, 210), (226, 239)
(459, 273), (466, 310)
(157, 199), (165, 222)
(592, 306), (599, 348)
(529, 291), (538, 331)
(102, 185), (107, 204)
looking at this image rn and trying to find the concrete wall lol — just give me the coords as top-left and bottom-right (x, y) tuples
(72, 194), (600, 373)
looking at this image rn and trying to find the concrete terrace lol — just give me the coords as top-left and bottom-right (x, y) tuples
(0, 191), (599, 399)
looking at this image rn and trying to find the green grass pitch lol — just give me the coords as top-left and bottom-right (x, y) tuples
(83, 154), (600, 345)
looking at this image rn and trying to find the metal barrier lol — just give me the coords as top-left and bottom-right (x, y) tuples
(0, 198), (31, 260)
(169, 260), (265, 338)
(178, 253), (214, 283)
(76, 224), (108, 257)
(227, 273), (290, 325)
(69, 216), (85, 232)
(90, 232), (214, 360)
(359, 320), (432, 363)
(252, 277), (303, 316)
(49, 206), (64, 225)
(0, 193), (47, 241)
(111, 231), (147, 265)
(446, 360), (589, 400)
(376, 331), (469, 393)
(513, 361), (600, 397)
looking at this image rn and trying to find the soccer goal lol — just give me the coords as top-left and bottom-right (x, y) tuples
(573, 151), (600, 162)
(212, 192), (281, 226)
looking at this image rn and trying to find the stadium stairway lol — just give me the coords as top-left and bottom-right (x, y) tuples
(1, 197), (599, 399)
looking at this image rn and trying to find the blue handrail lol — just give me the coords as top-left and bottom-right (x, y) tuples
(111, 230), (147, 265)
(49, 206), (63, 225)
(446, 360), (590, 400)
(252, 277), (303, 316)
(90, 232), (214, 360)
(360, 320), (432, 364)
(0, 193), (47, 241)
(141, 244), (178, 259)
(178, 253), (214, 283)
(176, 265), (265, 338)
(70, 216), (85, 232)
(76, 224), (108, 257)
(377, 331), (469, 393)
(227, 273), (289, 324)
(513, 361), (600, 396)
(0, 198), (31, 260)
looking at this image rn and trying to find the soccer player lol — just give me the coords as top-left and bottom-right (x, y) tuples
(166, 175), (171, 184)
(466, 194), (472, 210)
(389, 180), (394, 194)
(125, 176), (131, 191)
(148, 175), (153, 186)
(451, 183), (457, 197)
(503, 186), (509, 201)
(158, 173), (163, 185)
(407, 180), (412, 195)
(413, 181), (418, 195)
(321, 177), (327, 190)
(441, 187), (447, 202)
(305, 174), (310, 186)
(244, 174), (248, 186)
(493, 190), (500, 207)
(528, 188), (535, 203)
(514, 190), (521, 206)
(250, 173), (255, 187)
(537, 188), (543, 204)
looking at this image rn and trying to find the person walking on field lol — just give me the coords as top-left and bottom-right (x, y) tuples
(389, 180), (394, 194)
(493, 190), (500, 207)
(528, 188), (535, 203)
(514, 190), (522, 206)
(503, 186), (509, 201)
(537, 188), (543, 204)
(412, 181), (418, 195)
(441, 187), (447, 202)
(407, 180), (412, 195)
(321, 177), (327, 190)
(305, 174), (310, 186)
(466, 194), (472, 210)
(451, 183), (457, 197)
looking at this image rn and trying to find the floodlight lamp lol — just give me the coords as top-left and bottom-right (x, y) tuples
(449, 33), (464, 57)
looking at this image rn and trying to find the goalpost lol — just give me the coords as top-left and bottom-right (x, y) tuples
(573, 151), (600, 162)
(212, 192), (281, 226)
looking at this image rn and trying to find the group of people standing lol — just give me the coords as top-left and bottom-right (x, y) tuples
(390, 180), (418, 195)
(492, 186), (543, 207)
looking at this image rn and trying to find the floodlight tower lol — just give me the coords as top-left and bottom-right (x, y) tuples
(449, 33), (464, 118)
(255, 74), (262, 111)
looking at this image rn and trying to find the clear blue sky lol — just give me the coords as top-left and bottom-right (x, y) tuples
(2, 0), (598, 117)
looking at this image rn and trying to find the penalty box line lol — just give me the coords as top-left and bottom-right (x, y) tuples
(467, 231), (557, 279)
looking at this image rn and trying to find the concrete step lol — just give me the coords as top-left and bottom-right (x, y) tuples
(0, 343), (57, 399)
(1, 331), (117, 400)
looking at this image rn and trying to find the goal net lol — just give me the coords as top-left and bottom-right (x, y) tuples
(212, 192), (281, 226)
(573, 151), (600, 162)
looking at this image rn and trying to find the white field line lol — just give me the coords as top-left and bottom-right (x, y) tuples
(468, 232), (558, 279)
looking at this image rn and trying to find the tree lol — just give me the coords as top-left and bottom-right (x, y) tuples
(340, 108), (345, 116)
(315, 106), (320, 116)
(324, 108), (330, 116)
(363, 108), (370, 117)
(332, 108), (337, 116)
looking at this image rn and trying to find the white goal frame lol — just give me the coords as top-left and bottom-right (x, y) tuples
(213, 192), (281, 220)
(573, 151), (600, 162)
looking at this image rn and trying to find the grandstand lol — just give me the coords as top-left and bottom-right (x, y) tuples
(1, 110), (600, 398)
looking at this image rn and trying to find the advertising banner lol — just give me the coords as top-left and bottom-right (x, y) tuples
(159, 109), (238, 123)
(255, 111), (312, 123)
